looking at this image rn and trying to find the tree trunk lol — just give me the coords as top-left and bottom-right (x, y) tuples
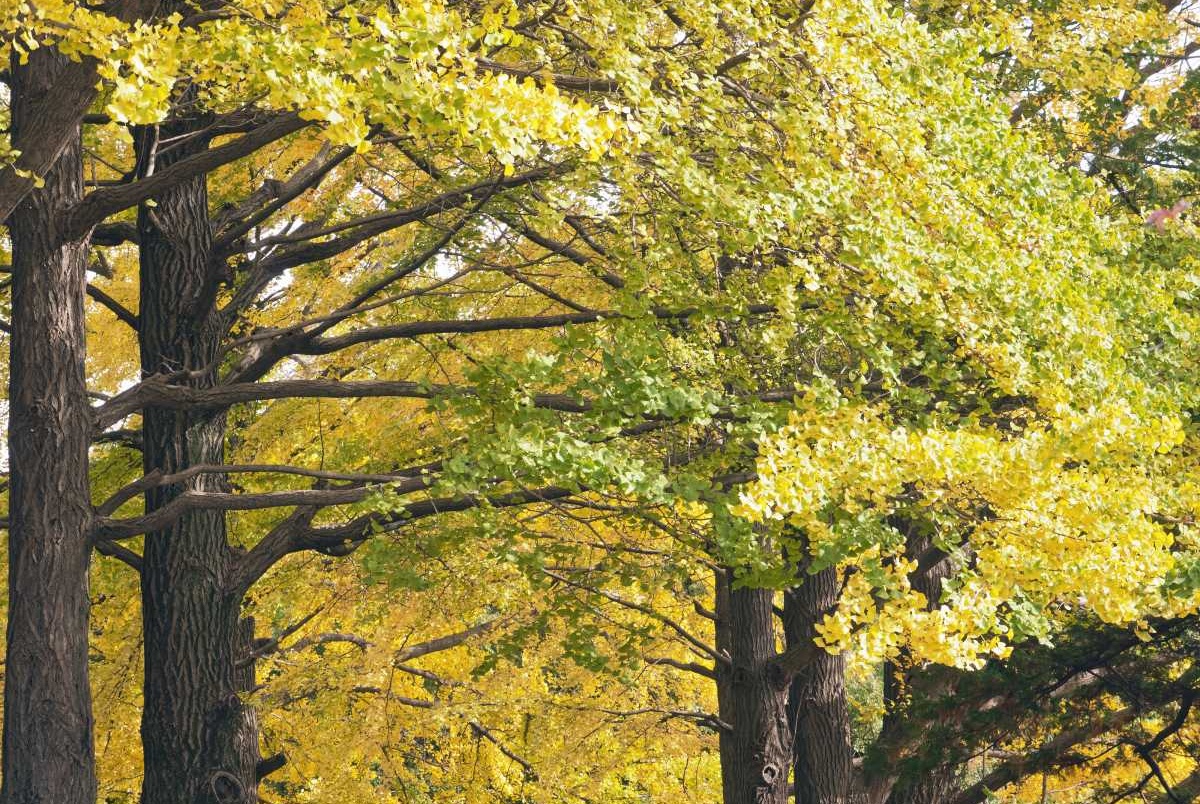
(135, 114), (260, 804)
(885, 768), (960, 804)
(1, 48), (98, 804)
(785, 565), (859, 804)
(714, 571), (791, 804)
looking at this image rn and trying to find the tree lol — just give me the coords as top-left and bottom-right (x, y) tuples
(8, 2), (1200, 804)
(2, 1), (813, 801)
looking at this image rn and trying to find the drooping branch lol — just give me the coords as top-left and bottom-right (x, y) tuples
(469, 721), (538, 781)
(93, 538), (144, 573)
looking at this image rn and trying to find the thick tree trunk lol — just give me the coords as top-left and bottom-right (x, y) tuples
(785, 565), (859, 804)
(135, 116), (260, 804)
(714, 571), (791, 804)
(1, 48), (97, 804)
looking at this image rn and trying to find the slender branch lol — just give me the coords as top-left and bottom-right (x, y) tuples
(93, 539), (144, 572)
(469, 721), (538, 780)
(96, 461), (436, 516)
(236, 163), (567, 272)
(644, 655), (717, 679)
(238, 605), (326, 667)
(395, 619), (500, 663)
(543, 569), (724, 664)
(218, 300), (777, 388)
(94, 474), (434, 540)
(87, 284), (139, 330)
(234, 484), (577, 592)
(94, 377), (591, 430)
(212, 142), (357, 252)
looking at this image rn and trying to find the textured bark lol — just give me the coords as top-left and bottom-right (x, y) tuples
(136, 112), (260, 804)
(0, 56), (98, 225)
(714, 572), (791, 804)
(1, 48), (97, 804)
(885, 769), (959, 804)
(785, 565), (859, 804)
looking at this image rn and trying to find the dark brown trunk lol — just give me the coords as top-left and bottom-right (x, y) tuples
(1, 48), (97, 804)
(135, 114), (259, 804)
(714, 571), (791, 804)
(785, 565), (858, 804)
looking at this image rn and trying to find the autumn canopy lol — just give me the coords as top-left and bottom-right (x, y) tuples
(4, 1), (1200, 803)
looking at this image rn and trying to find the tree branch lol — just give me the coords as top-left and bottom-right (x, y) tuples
(395, 619), (500, 663)
(543, 569), (724, 664)
(86, 284), (139, 330)
(65, 114), (309, 240)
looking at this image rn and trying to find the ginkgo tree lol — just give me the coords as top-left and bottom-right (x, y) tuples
(0, 1), (827, 803)
(0, 1), (661, 802)
(8, 2), (1200, 804)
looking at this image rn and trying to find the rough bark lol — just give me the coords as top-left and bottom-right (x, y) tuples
(136, 112), (260, 804)
(714, 571), (791, 804)
(1, 47), (97, 804)
(785, 564), (859, 804)
(884, 770), (960, 804)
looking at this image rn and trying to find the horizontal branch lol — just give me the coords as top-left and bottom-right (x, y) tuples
(94, 475), (433, 540)
(94, 377), (591, 429)
(644, 655), (717, 679)
(476, 58), (619, 93)
(96, 461), (436, 516)
(91, 221), (139, 246)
